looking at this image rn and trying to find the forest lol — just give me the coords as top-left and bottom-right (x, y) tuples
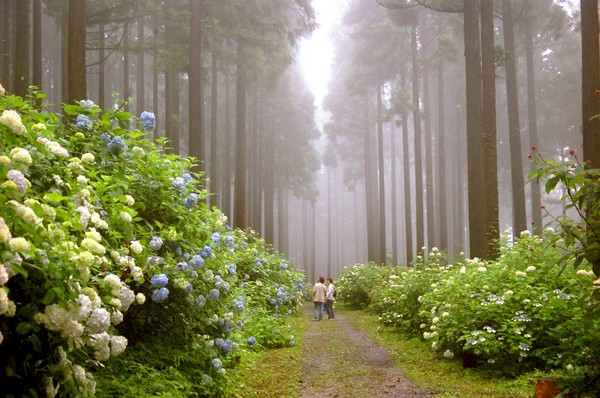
(1, 0), (599, 279)
(1, 0), (600, 396)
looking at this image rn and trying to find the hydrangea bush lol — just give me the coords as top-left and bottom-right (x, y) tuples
(0, 86), (304, 397)
(336, 234), (600, 395)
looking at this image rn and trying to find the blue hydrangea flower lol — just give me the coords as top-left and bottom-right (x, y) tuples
(75, 114), (93, 131)
(199, 246), (212, 259)
(172, 177), (186, 191)
(149, 236), (163, 251)
(223, 235), (234, 247)
(207, 289), (220, 301)
(181, 172), (193, 182)
(212, 358), (222, 370)
(80, 99), (95, 109)
(151, 287), (169, 303)
(150, 273), (168, 288)
(211, 232), (221, 246)
(147, 255), (164, 266)
(232, 296), (244, 311)
(226, 264), (236, 276)
(215, 338), (233, 355)
(190, 255), (205, 269)
(247, 336), (257, 346)
(101, 132), (111, 144)
(140, 111), (156, 131)
(196, 295), (206, 307)
(182, 193), (198, 209)
(108, 136), (128, 154)
(279, 261), (288, 270)
(177, 261), (189, 272)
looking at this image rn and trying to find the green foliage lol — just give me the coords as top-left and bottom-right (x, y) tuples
(0, 87), (305, 397)
(336, 234), (600, 396)
(529, 147), (600, 278)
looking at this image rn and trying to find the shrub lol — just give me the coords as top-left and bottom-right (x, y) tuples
(0, 86), (304, 397)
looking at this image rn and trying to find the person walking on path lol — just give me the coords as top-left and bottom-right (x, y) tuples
(312, 277), (327, 321)
(325, 277), (336, 320)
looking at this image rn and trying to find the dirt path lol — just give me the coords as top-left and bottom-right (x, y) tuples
(298, 305), (436, 398)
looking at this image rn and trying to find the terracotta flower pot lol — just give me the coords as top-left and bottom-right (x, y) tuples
(535, 378), (572, 398)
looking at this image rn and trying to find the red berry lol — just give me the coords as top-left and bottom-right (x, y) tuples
(569, 149), (575, 155)
(531, 145), (537, 151)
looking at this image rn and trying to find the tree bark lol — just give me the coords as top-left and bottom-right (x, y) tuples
(32, 0), (42, 92)
(411, 17), (425, 255)
(376, 83), (387, 263)
(481, 0), (499, 258)
(437, 36), (448, 254)
(210, 50), (219, 208)
(15, 0), (31, 97)
(234, 40), (248, 229)
(581, 0), (600, 167)
(136, 4), (145, 116)
(189, 0), (204, 168)
(67, 0), (87, 104)
(463, 0), (486, 258)
(401, 70), (413, 264)
(524, 18), (542, 232)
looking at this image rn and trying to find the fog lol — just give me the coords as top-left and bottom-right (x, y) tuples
(1, 0), (587, 281)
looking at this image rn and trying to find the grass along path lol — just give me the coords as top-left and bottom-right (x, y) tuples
(234, 303), (534, 397)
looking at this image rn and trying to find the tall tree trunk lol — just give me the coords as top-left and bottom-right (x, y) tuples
(376, 83), (387, 263)
(152, 15), (159, 135)
(210, 50), (219, 208)
(67, 0), (86, 104)
(264, 124), (275, 244)
(223, 72), (232, 215)
(98, 22), (106, 109)
(437, 38), (448, 254)
(411, 17), (425, 255)
(189, 0), (204, 169)
(481, 0), (499, 258)
(122, 23), (130, 111)
(581, 0), (600, 167)
(463, 0), (485, 258)
(14, 0), (31, 97)
(234, 40), (248, 229)
(32, 0), (41, 92)
(502, 0), (527, 234)
(401, 70), (413, 264)
(423, 71), (436, 249)
(136, 4), (145, 116)
(364, 103), (380, 263)
(390, 121), (399, 265)
(524, 18), (542, 232)
(0, 1), (8, 86)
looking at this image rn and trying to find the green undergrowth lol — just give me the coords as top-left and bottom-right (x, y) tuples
(340, 304), (534, 398)
(234, 302), (537, 397)
(231, 310), (306, 398)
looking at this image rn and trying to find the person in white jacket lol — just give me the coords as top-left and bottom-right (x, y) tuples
(312, 277), (327, 321)
(325, 277), (336, 320)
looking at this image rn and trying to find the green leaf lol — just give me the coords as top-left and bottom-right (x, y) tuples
(16, 322), (33, 335)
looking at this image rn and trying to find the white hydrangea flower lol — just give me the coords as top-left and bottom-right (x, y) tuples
(118, 287), (135, 311)
(90, 212), (108, 230)
(76, 175), (88, 185)
(52, 174), (64, 186)
(120, 211), (132, 223)
(72, 294), (93, 322)
(86, 308), (111, 334)
(10, 147), (32, 165)
(110, 335), (128, 356)
(81, 238), (105, 255)
(0, 330), (3, 344)
(0, 83), (5, 96)
(131, 265), (143, 282)
(110, 310), (123, 325)
(0, 263), (8, 285)
(131, 146), (145, 157)
(9, 237), (31, 253)
(103, 274), (122, 293)
(124, 195), (135, 206)
(133, 293), (145, 305)
(525, 266), (536, 272)
(130, 240), (143, 254)
(85, 229), (102, 242)
(0, 217), (11, 243)
(81, 153), (95, 164)
(0, 109), (26, 135)
(89, 332), (110, 361)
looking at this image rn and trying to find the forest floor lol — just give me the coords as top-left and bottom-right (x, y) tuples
(297, 305), (436, 398)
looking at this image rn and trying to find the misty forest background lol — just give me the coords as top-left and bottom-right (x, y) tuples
(2, 0), (599, 282)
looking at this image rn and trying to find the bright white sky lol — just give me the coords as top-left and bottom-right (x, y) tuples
(298, 0), (343, 108)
